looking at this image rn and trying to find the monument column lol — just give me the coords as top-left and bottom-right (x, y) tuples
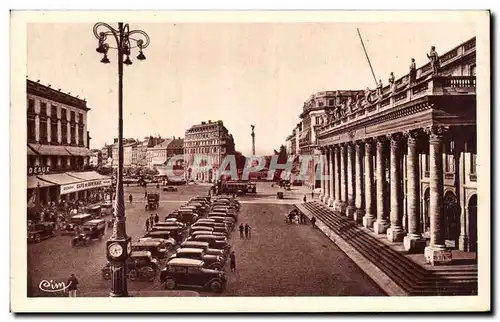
(333, 145), (341, 208)
(346, 142), (356, 218)
(323, 148), (330, 203)
(403, 130), (426, 253)
(354, 142), (365, 223)
(363, 139), (376, 228)
(320, 148), (326, 202)
(387, 133), (405, 242)
(328, 146), (335, 206)
(424, 126), (452, 265)
(339, 143), (348, 214)
(373, 136), (389, 234)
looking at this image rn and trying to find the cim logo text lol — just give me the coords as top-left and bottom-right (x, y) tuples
(38, 279), (71, 293)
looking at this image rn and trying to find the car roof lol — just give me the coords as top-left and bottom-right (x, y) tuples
(133, 240), (161, 246)
(85, 219), (105, 224)
(191, 226), (214, 230)
(72, 214), (92, 219)
(166, 218), (178, 222)
(181, 241), (209, 247)
(177, 248), (204, 254)
(152, 226), (179, 230)
(167, 258), (204, 266)
(131, 251), (152, 257)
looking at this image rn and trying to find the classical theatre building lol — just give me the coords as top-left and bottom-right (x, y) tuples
(294, 37), (477, 262)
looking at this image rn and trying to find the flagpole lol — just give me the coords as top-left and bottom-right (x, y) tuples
(356, 28), (378, 87)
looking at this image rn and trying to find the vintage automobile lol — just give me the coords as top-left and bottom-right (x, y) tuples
(131, 240), (168, 260)
(101, 202), (113, 216)
(211, 207), (238, 221)
(147, 227), (184, 243)
(190, 230), (228, 238)
(194, 219), (229, 230)
(72, 219), (106, 247)
(27, 222), (56, 243)
(160, 258), (226, 292)
(138, 237), (176, 250)
(180, 241), (227, 261)
(187, 202), (207, 215)
(205, 215), (235, 229)
(154, 221), (186, 230)
(145, 193), (160, 210)
(168, 248), (224, 270)
(102, 251), (158, 281)
(87, 205), (103, 219)
(192, 222), (229, 234)
(190, 197), (210, 207)
(163, 186), (178, 192)
(187, 234), (230, 253)
(277, 191), (284, 199)
(61, 213), (92, 235)
(176, 209), (199, 225)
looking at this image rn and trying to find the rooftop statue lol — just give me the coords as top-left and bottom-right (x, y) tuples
(427, 46), (440, 75)
(409, 58), (417, 84)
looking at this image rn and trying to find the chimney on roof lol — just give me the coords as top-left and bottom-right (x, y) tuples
(114, 138), (118, 143)
(208, 120), (211, 123)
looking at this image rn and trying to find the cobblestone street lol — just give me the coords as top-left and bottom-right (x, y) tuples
(28, 183), (384, 297)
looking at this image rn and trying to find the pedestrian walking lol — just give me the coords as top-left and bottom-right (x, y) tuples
(244, 224), (252, 239)
(154, 213), (160, 224)
(144, 191), (148, 200)
(303, 195), (307, 203)
(311, 190), (314, 199)
(145, 218), (150, 232)
(129, 194), (133, 205)
(311, 216), (317, 228)
(230, 251), (236, 272)
(239, 224), (244, 239)
(66, 273), (78, 297)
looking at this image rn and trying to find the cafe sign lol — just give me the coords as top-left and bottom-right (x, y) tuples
(28, 166), (50, 175)
(60, 178), (112, 195)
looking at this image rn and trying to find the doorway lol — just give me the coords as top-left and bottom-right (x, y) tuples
(467, 194), (477, 252)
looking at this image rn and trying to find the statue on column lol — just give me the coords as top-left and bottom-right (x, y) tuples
(427, 46), (440, 75)
(388, 72), (397, 94)
(334, 90), (341, 108)
(364, 87), (372, 105)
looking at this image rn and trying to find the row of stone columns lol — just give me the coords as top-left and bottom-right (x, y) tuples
(318, 126), (451, 264)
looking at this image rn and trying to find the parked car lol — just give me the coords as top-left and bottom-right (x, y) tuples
(148, 227), (184, 243)
(101, 202), (113, 216)
(154, 221), (186, 230)
(180, 241), (227, 261)
(137, 237), (176, 250)
(27, 222), (56, 243)
(71, 219), (106, 247)
(190, 230), (228, 238)
(163, 186), (178, 192)
(168, 248), (224, 270)
(131, 240), (168, 260)
(187, 234), (230, 253)
(191, 223), (229, 235)
(61, 213), (92, 235)
(160, 258), (226, 292)
(87, 205), (103, 219)
(102, 251), (158, 281)
(193, 220), (229, 232)
(205, 215), (235, 229)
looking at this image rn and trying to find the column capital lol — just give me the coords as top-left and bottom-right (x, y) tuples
(387, 132), (404, 148)
(425, 125), (449, 141)
(403, 129), (425, 145)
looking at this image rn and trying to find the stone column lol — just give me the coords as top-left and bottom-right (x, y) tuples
(346, 143), (356, 218)
(322, 148), (329, 203)
(373, 136), (389, 234)
(328, 147), (335, 206)
(319, 148), (326, 202)
(354, 142), (365, 223)
(424, 126), (452, 265)
(363, 139), (376, 228)
(403, 130), (426, 252)
(387, 133), (405, 242)
(338, 144), (348, 214)
(333, 146), (341, 208)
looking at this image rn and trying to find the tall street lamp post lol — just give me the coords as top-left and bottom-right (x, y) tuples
(93, 22), (150, 297)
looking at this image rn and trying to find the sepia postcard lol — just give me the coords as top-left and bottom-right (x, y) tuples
(10, 10), (490, 313)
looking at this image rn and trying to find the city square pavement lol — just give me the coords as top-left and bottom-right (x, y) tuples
(27, 182), (384, 297)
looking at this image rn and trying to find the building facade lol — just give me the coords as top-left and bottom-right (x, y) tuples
(136, 136), (163, 167)
(101, 144), (112, 163)
(184, 120), (236, 182)
(26, 80), (111, 204)
(89, 149), (102, 167)
(310, 38), (476, 262)
(111, 138), (137, 168)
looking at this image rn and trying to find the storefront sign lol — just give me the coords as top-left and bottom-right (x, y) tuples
(28, 166), (50, 175)
(60, 178), (112, 195)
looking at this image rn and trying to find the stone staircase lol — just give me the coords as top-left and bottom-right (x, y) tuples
(297, 201), (478, 296)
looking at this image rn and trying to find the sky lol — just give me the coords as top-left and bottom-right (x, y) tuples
(27, 22), (476, 155)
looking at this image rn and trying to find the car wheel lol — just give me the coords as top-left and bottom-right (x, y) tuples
(34, 235), (41, 243)
(127, 269), (138, 281)
(139, 266), (156, 282)
(209, 280), (223, 293)
(165, 278), (176, 290)
(102, 270), (111, 280)
(211, 264), (222, 271)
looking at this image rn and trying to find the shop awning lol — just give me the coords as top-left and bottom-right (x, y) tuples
(67, 171), (111, 181)
(27, 176), (57, 189)
(27, 145), (38, 156)
(40, 173), (83, 185)
(28, 143), (71, 156)
(65, 146), (92, 156)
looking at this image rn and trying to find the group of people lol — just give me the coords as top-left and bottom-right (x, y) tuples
(145, 213), (160, 231)
(286, 209), (307, 225)
(238, 223), (252, 239)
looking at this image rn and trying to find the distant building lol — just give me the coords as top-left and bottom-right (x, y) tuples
(101, 144), (112, 163)
(136, 136), (163, 167)
(89, 149), (102, 167)
(147, 136), (184, 168)
(184, 120), (235, 182)
(111, 138), (137, 168)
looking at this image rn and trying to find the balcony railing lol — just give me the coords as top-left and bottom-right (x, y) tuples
(318, 75), (476, 136)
